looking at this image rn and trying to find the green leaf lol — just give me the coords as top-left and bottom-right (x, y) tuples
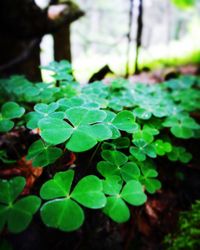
(143, 179), (161, 194)
(0, 177), (41, 233)
(34, 102), (58, 114)
(1, 102), (25, 119)
(154, 140), (172, 156)
(65, 107), (107, 126)
(102, 176), (123, 195)
(97, 161), (120, 177)
(90, 124), (112, 141)
(40, 170), (74, 200)
(141, 165), (158, 178)
(140, 164), (161, 194)
(167, 146), (192, 163)
(0, 177), (25, 204)
(0, 120), (14, 132)
(121, 162), (141, 182)
(39, 118), (73, 145)
(112, 137), (130, 149)
(133, 107), (152, 120)
(112, 111), (138, 133)
(26, 140), (62, 167)
(101, 150), (128, 167)
(103, 197), (130, 223)
(130, 147), (146, 161)
(40, 198), (84, 232)
(66, 126), (97, 152)
(0, 205), (8, 231)
(171, 126), (194, 139)
(121, 180), (147, 206)
(7, 196), (41, 233)
(163, 115), (199, 139)
(71, 176), (106, 209)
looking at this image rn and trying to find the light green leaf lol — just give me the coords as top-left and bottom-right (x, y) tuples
(1, 102), (25, 119)
(121, 180), (147, 206)
(40, 170), (74, 200)
(40, 198), (84, 232)
(103, 197), (130, 223)
(66, 126), (97, 152)
(121, 162), (140, 182)
(26, 140), (62, 167)
(112, 111), (138, 133)
(71, 176), (106, 209)
(102, 176), (123, 195)
(101, 150), (128, 167)
(39, 118), (73, 145)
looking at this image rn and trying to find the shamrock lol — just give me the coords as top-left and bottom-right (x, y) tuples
(40, 170), (106, 231)
(97, 150), (141, 182)
(0, 102), (25, 132)
(26, 140), (63, 167)
(0, 177), (41, 233)
(102, 176), (147, 223)
(26, 102), (64, 129)
(153, 139), (172, 156)
(139, 163), (161, 194)
(163, 114), (200, 139)
(167, 146), (192, 163)
(38, 107), (113, 152)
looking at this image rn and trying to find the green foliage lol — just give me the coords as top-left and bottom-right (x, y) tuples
(26, 140), (62, 167)
(164, 200), (200, 250)
(40, 170), (106, 231)
(0, 61), (199, 234)
(0, 102), (25, 132)
(0, 177), (41, 233)
(171, 0), (196, 9)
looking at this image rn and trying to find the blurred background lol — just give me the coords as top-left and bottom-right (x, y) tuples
(38, 0), (200, 81)
(1, 0), (200, 82)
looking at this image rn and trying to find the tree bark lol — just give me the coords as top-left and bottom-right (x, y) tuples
(126, 0), (134, 78)
(135, 0), (143, 74)
(0, 0), (84, 81)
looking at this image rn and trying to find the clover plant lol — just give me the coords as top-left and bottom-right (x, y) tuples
(40, 170), (106, 231)
(0, 61), (199, 235)
(0, 177), (41, 233)
(0, 102), (25, 132)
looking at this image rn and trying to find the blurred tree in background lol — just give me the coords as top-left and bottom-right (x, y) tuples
(0, 0), (83, 80)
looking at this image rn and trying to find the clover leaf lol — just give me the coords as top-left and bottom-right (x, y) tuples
(64, 107), (112, 152)
(38, 118), (73, 145)
(26, 102), (65, 129)
(40, 170), (106, 232)
(167, 146), (192, 163)
(103, 177), (147, 223)
(0, 102), (25, 132)
(163, 115), (200, 139)
(41, 60), (73, 81)
(153, 139), (172, 156)
(26, 139), (63, 167)
(0, 177), (41, 233)
(130, 141), (156, 162)
(133, 107), (152, 120)
(112, 111), (138, 133)
(97, 150), (141, 182)
(139, 164), (161, 194)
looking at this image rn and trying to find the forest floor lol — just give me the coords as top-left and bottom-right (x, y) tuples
(2, 63), (200, 250)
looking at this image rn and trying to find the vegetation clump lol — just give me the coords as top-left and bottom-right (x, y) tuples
(0, 61), (199, 233)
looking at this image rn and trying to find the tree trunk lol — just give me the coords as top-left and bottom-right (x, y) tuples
(0, 0), (84, 81)
(135, 0), (143, 74)
(54, 25), (72, 62)
(126, 0), (134, 78)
